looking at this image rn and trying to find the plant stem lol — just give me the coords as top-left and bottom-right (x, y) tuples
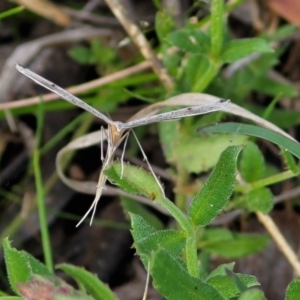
(156, 197), (193, 235)
(192, 61), (219, 92)
(235, 169), (300, 193)
(33, 149), (54, 273)
(210, 0), (224, 58)
(156, 197), (199, 278)
(257, 212), (300, 276)
(185, 236), (200, 278)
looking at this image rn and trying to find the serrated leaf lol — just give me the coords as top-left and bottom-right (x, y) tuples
(121, 197), (164, 230)
(207, 262), (235, 279)
(150, 249), (225, 300)
(239, 141), (265, 182)
(207, 274), (260, 299)
(131, 214), (186, 262)
(199, 228), (269, 258)
(189, 145), (243, 226)
(135, 230), (186, 258)
(285, 279), (300, 300)
(244, 188), (274, 213)
(221, 38), (272, 63)
(105, 162), (164, 201)
(57, 264), (116, 300)
(3, 238), (52, 294)
(167, 30), (210, 54)
(225, 269), (248, 293)
(131, 213), (157, 241)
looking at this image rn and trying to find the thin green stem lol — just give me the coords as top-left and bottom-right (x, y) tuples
(0, 6), (23, 20)
(192, 61), (220, 92)
(40, 112), (87, 155)
(155, 197), (200, 278)
(210, 0), (224, 58)
(156, 197), (193, 235)
(33, 149), (54, 273)
(0, 214), (24, 243)
(33, 98), (53, 272)
(235, 169), (300, 193)
(185, 236), (199, 278)
(198, 0), (245, 28)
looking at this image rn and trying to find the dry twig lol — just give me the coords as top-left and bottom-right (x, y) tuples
(104, 0), (174, 91)
(0, 61), (151, 110)
(256, 211), (300, 276)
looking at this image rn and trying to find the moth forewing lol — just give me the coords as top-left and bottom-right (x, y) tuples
(118, 99), (230, 130)
(15, 64), (113, 125)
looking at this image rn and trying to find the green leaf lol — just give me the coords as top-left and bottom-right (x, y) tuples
(225, 268), (248, 293)
(285, 279), (300, 300)
(150, 249), (225, 300)
(207, 274), (259, 299)
(131, 213), (157, 240)
(161, 44), (182, 77)
(57, 264), (116, 300)
(208, 53), (277, 102)
(199, 228), (269, 258)
(105, 162), (164, 201)
(199, 123), (300, 159)
(0, 297), (22, 300)
(121, 197), (164, 230)
(261, 24), (297, 42)
(159, 119), (247, 173)
(245, 105), (300, 129)
(3, 238), (52, 294)
(221, 38), (272, 63)
(243, 188), (274, 213)
(131, 214), (186, 263)
(239, 288), (266, 300)
(189, 145), (243, 226)
(207, 262), (235, 279)
(68, 46), (92, 64)
(166, 30), (210, 54)
(253, 76), (297, 97)
(155, 11), (175, 42)
(135, 230), (186, 260)
(239, 141), (265, 182)
(185, 54), (210, 90)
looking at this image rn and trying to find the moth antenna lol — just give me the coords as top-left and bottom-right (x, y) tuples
(100, 126), (104, 161)
(142, 260), (151, 300)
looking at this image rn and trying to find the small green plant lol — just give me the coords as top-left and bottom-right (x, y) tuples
(2, 0), (300, 299)
(2, 238), (116, 300)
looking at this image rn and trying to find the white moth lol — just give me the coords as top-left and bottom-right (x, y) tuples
(16, 64), (229, 226)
